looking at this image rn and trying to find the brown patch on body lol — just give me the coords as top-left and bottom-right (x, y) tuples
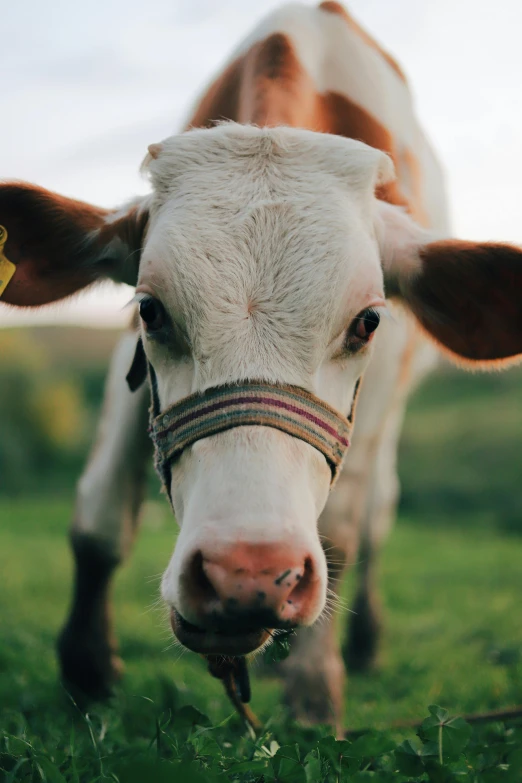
(319, 1), (408, 84)
(320, 91), (410, 210)
(187, 55), (246, 129)
(239, 33), (321, 128)
(186, 31), (420, 216)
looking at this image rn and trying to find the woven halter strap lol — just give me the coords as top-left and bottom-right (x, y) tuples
(149, 381), (357, 490)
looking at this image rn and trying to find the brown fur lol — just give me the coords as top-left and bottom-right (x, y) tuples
(0, 184), (147, 306)
(240, 34), (320, 128)
(187, 55), (246, 129)
(0, 184), (108, 306)
(187, 31), (413, 214)
(320, 92), (410, 210)
(406, 240), (522, 363)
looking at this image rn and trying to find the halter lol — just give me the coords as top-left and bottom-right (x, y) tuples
(151, 379), (355, 492)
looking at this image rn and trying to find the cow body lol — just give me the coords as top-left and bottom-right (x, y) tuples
(4, 2), (522, 731)
(64, 2), (447, 724)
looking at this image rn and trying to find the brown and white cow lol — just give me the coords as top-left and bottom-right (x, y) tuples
(2, 2), (522, 728)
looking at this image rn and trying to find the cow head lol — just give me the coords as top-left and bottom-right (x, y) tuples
(3, 124), (522, 656)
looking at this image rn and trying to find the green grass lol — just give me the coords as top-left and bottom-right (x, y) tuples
(398, 365), (522, 533)
(1, 497), (522, 780)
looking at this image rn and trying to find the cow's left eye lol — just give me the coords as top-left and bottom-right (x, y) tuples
(345, 307), (380, 352)
(139, 296), (165, 332)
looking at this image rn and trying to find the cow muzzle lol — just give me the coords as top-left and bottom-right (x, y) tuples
(171, 544), (323, 656)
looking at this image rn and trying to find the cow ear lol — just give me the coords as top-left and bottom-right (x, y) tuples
(378, 201), (522, 365)
(0, 183), (149, 307)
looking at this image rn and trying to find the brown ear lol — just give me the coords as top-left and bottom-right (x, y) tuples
(0, 183), (148, 307)
(397, 239), (522, 364)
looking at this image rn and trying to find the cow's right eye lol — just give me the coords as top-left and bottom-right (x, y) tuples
(139, 296), (165, 332)
(344, 307), (381, 353)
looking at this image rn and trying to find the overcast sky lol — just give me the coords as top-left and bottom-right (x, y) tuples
(2, 0), (521, 327)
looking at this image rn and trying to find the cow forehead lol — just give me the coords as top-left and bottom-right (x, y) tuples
(146, 126), (391, 218)
(140, 125), (385, 374)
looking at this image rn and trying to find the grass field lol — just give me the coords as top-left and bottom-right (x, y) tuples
(2, 335), (522, 779)
(2, 497), (522, 780)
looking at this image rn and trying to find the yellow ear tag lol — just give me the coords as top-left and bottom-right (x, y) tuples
(0, 226), (16, 298)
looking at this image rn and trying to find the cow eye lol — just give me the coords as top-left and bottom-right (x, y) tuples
(139, 296), (165, 331)
(345, 307), (380, 352)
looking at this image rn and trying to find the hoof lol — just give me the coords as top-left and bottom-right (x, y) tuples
(343, 589), (381, 673)
(57, 624), (123, 702)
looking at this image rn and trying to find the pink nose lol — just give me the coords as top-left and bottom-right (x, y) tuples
(180, 543), (321, 631)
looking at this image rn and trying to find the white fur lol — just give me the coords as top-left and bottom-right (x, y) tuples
(74, 332), (151, 560)
(75, 4), (450, 655)
(132, 122), (449, 627)
(135, 124), (392, 620)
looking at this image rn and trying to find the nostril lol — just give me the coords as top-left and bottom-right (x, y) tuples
(285, 556), (315, 608)
(181, 548), (321, 629)
(185, 551), (219, 606)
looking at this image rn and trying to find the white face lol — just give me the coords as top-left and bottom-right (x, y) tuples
(137, 124), (389, 655)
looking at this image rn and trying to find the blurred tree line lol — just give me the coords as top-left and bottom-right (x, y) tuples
(0, 328), (115, 496)
(1, 326), (521, 533)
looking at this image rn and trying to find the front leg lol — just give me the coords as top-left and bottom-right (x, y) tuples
(57, 332), (151, 700)
(279, 436), (371, 731)
(58, 535), (122, 700)
(280, 573), (347, 734)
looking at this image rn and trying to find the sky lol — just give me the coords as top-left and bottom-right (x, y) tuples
(2, 0), (522, 327)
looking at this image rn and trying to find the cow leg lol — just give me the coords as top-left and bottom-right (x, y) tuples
(280, 426), (402, 727)
(343, 401), (405, 672)
(279, 564), (348, 733)
(57, 332), (151, 700)
(343, 322), (439, 673)
(279, 452), (366, 733)
(280, 315), (430, 726)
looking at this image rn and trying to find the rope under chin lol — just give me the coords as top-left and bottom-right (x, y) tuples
(206, 656), (261, 733)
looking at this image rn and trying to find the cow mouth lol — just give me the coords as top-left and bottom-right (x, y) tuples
(170, 610), (271, 656)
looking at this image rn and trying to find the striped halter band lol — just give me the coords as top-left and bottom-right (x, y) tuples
(149, 379), (357, 494)
(125, 337), (358, 498)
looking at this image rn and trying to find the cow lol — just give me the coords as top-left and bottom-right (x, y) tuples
(2, 2), (522, 730)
